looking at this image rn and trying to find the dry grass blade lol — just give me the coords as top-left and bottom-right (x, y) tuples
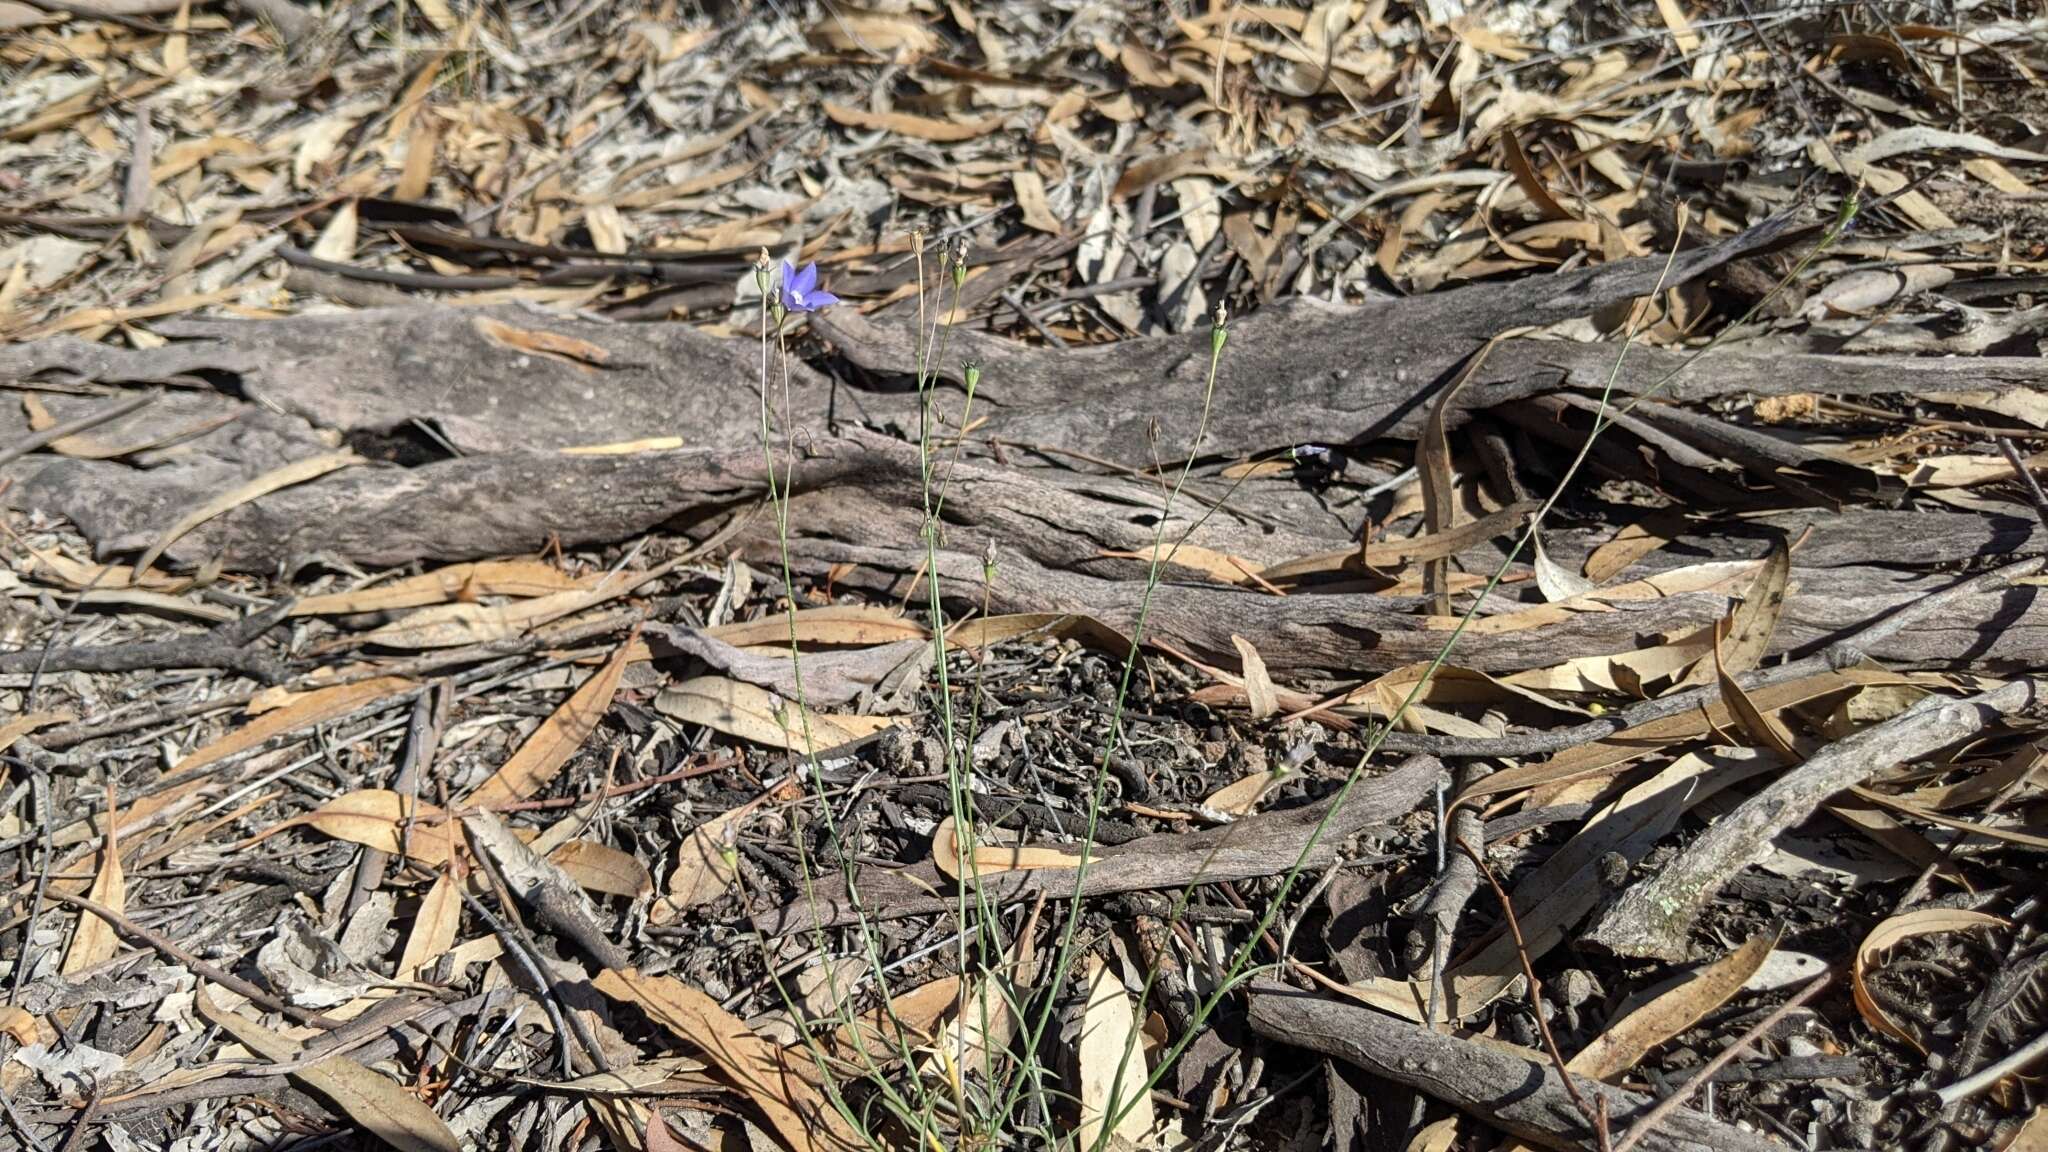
(549, 839), (652, 898)
(930, 815), (1088, 882)
(705, 605), (926, 648)
(270, 789), (456, 867)
(651, 804), (748, 923)
(176, 676), (418, 774)
(1231, 633), (1278, 720)
(1676, 543), (1790, 688)
(1417, 337), (1506, 616)
(1458, 671), (1876, 801)
(1077, 956), (1155, 1151)
(653, 676), (898, 753)
(394, 873), (461, 982)
(60, 790), (123, 975)
(1570, 933), (1778, 1080)
(290, 560), (600, 616)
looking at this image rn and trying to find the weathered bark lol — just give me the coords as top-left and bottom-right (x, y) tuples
(754, 754), (1442, 936)
(1582, 679), (2041, 960)
(0, 302), (830, 455)
(16, 432), (2044, 675)
(4, 212), (2045, 680)
(1246, 985), (1784, 1152)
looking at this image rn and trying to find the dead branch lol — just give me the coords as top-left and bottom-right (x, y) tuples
(755, 753), (1441, 936)
(1391, 556), (2048, 762)
(1245, 984), (1783, 1152)
(0, 598), (295, 682)
(1582, 679), (2040, 960)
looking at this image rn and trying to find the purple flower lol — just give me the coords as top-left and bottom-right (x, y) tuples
(778, 259), (839, 313)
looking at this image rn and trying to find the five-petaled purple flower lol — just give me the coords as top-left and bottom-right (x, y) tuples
(778, 259), (839, 313)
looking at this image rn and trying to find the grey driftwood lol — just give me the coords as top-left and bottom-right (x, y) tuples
(1246, 984), (1786, 1152)
(1582, 678), (2042, 961)
(753, 753), (1441, 936)
(13, 432), (2045, 676)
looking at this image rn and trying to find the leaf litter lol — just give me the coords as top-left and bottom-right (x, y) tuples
(2, 3), (2048, 1152)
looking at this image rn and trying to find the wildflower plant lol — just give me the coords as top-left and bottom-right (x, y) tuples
(737, 189), (1857, 1151)
(778, 259), (840, 315)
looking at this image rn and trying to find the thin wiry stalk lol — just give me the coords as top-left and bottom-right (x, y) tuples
(904, 243), (1024, 1141)
(988, 308), (1233, 1143)
(747, 266), (934, 1145)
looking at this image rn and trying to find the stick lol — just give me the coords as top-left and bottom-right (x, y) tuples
(1935, 1026), (2048, 1109)
(1462, 839), (1610, 1150)
(1246, 985), (1783, 1152)
(1997, 437), (2048, 530)
(46, 891), (341, 1030)
(1583, 679), (2039, 960)
(1612, 973), (1832, 1152)
(1398, 556), (2047, 764)
(0, 391), (156, 468)
(0, 599), (295, 682)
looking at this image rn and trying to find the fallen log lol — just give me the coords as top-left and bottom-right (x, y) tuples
(16, 432), (2045, 675)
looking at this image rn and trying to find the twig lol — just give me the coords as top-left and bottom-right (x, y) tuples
(2, 598), (296, 683)
(1246, 985), (1783, 1152)
(1612, 972), (1833, 1152)
(453, 884), (584, 1080)
(1459, 838), (1611, 1152)
(1584, 679), (2040, 960)
(44, 891), (342, 1030)
(7, 763), (55, 1003)
(1412, 766), (1485, 1027)
(1934, 1025), (2048, 1109)
(343, 688), (444, 923)
(0, 391), (157, 469)
(1997, 437), (2048, 529)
